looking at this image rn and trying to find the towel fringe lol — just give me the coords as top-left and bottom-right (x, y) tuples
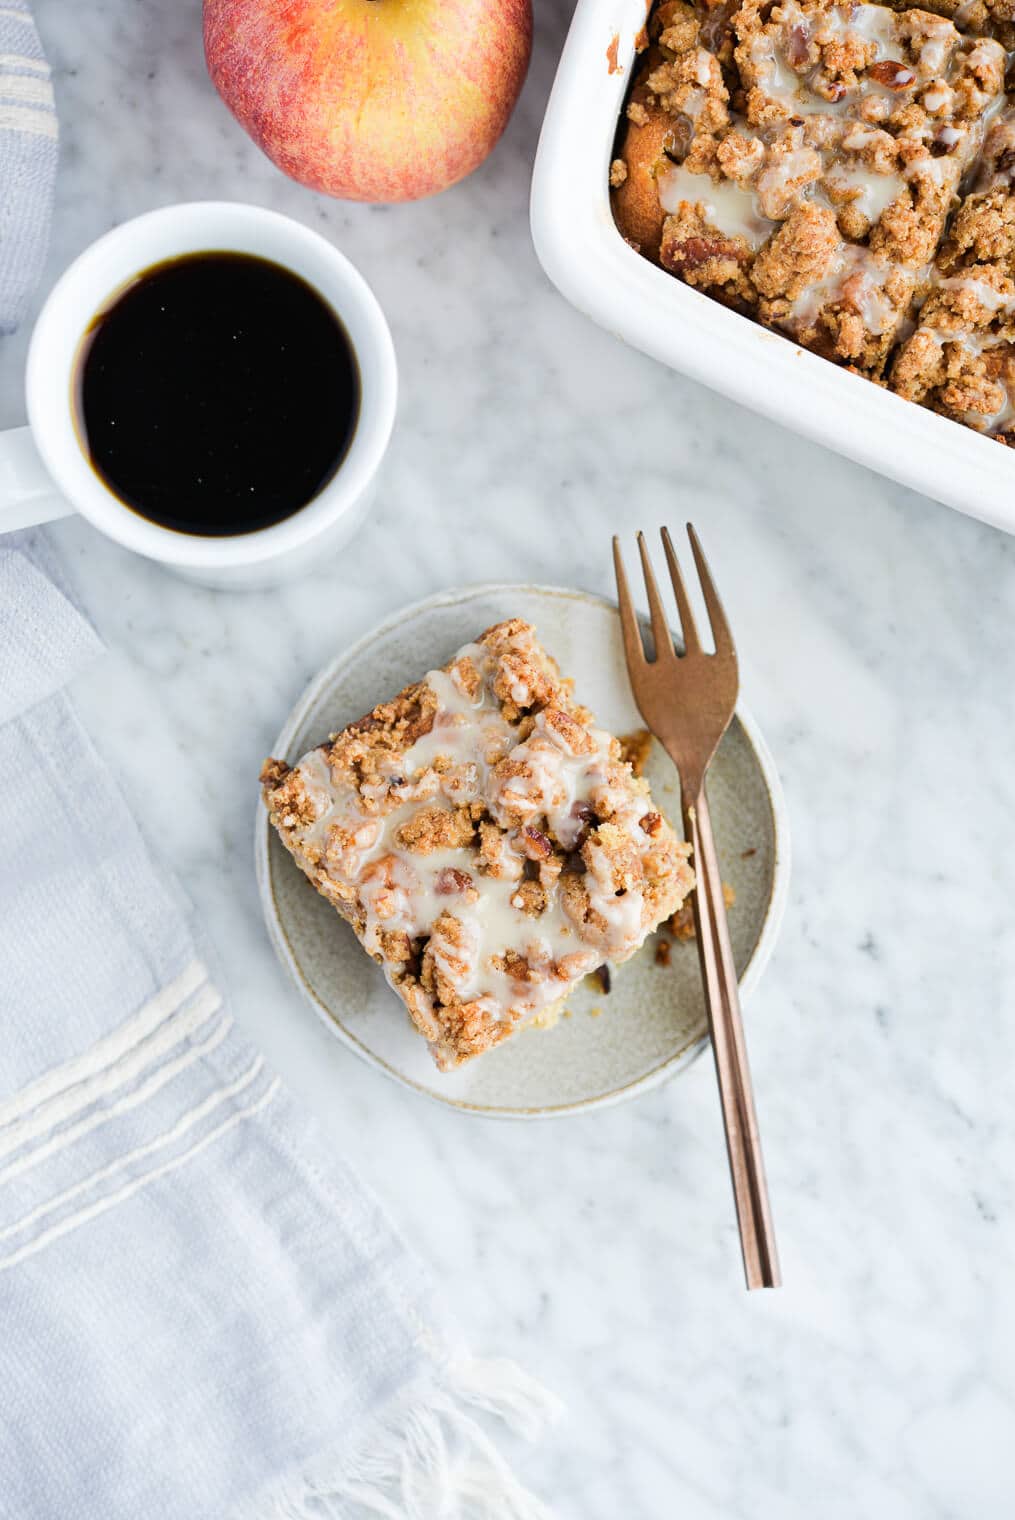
(250, 1356), (563, 1520)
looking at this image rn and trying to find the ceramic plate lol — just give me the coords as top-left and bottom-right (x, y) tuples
(255, 585), (790, 1118)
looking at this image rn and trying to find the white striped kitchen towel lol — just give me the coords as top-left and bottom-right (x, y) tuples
(0, 538), (560, 1519)
(0, 0), (57, 333)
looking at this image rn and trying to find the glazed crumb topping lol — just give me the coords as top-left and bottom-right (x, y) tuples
(262, 621), (693, 1070)
(890, 106), (1015, 429)
(612, 0), (1015, 441)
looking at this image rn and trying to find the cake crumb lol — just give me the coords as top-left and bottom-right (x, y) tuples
(668, 882), (735, 941)
(670, 901), (696, 941)
(619, 727), (653, 775)
(586, 964), (612, 994)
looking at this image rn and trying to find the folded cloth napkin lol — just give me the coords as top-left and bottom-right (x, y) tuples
(0, 540), (559, 1519)
(0, 2), (57, 333)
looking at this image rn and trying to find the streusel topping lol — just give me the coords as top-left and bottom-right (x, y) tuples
(263, 621), (693, 1069)
(889, 105), (1015, 434)
(613, 0), (1015, 424)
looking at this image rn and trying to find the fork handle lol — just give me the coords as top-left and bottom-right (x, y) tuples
(681, 780), (781, 1290)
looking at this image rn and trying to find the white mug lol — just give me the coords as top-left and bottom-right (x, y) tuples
(0, 202), (397, 588)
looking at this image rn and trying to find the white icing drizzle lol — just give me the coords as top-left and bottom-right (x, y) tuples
(823, 161), (905, 221)
(848, 3), (899, 50)
(657, 164), (777, 248)
(689, 45), (715, 88)
(680, 85), (707, 122)
(650, 0), (1007, 302)
(788, 244), (901, 334)
(917, 33), (952, 79)
(748, 35), (838, 117)
(749, 0), (1002, 142)
(974, 108), (1015, 191)
(937, 275), (1015, 314)
(906, 299), (1015, 436)
(956, 385), (1015, 433)
(904, 154), (962, 192)
(486, 709), (612, 847)
(964, 38), (1004, 73)
(749, 1), (901, 118)
(756, 148), (823, 218)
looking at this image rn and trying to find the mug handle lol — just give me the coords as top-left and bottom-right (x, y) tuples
(0, 427), (76, 534)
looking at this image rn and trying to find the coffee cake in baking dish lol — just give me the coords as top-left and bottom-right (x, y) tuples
(613, 0), (1015, 440)
(262, 620), (694, 1070)
(890, 106), (1015, 427)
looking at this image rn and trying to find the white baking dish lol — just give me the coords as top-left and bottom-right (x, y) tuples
(530, 0), (1015, 535)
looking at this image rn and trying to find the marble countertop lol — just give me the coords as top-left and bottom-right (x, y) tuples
(6, 0), (1015, 1513)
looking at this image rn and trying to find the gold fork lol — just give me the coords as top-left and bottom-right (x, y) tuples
(613, 524), (780, 1290)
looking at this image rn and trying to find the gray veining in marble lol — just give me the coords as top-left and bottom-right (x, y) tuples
(4, 0), (1015, 1514)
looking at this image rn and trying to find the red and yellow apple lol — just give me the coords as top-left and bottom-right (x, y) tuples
(203, 0), (532, 203)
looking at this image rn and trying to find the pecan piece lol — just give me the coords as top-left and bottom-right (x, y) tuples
(569, 800), (597, 846)
(786, 24), (810, 68)
(665, 235), (750, 272)
(867, 60), (915, 89)
(996, 146), (1015, 182)
(663, 116), (694, 165)
(818, 80), (847, 102)
(522, 825), (554, 860)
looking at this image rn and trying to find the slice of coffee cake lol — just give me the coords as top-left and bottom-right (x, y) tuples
(262, 620), (693, 1070)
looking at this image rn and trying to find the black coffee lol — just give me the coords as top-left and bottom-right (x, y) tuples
(75, 251), (360, 536)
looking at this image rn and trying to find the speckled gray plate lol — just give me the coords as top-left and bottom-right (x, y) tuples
(255, 585), (790, 1118)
